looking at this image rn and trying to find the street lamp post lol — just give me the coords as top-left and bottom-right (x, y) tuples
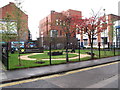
(41, 32), (43, 47)
(65, 17), (71, 63)
(49, 30), (53, 65)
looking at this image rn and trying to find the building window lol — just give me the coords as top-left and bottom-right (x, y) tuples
(118, 29), (120, 36)
(102, 37), (107, 44)
(84, 39), (88, 46)
(56, 19), (59, 26)
(50, 30), (58, 37)
(60, 30), (62, 36)
(59, 20), (62, 25)
(93, 39), (97, 45)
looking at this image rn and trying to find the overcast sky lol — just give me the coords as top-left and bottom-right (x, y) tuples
(0, 0), (119, 40)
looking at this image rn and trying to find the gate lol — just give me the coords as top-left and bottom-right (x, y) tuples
(2, 42), (9, 70)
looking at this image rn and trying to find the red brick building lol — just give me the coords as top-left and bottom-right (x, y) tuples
(107, 14), (120, 44)
(39, 9), (120, 48)
(78, 14), (120, 48)
(39, 9), (82, 38)
(0, 2), (29, 41)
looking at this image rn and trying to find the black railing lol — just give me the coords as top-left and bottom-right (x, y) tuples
(2, 42), (9, 70)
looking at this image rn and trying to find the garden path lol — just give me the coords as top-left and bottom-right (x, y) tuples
(42, 53), (90, 60)
(20, 53), (43, 60)
(20, 53), (90, 61)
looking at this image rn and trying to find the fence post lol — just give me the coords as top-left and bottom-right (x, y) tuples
(49, 42), (52, 65)
(98, 42), (101, 58)
(108, 42), (109, 49)
(66, 40), (69, 62)
(6, 42), (9, 70)
(78, 41), (80, 61)
(114, 42), (115, 56)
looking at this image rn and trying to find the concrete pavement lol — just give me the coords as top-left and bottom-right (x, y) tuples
(1, 56), (120, 84)
(2, 61), (119, 88)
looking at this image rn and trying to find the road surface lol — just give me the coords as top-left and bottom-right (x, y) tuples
(1, 61), (119, 89)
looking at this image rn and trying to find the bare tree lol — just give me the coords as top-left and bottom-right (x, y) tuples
(12, 0), (28, 65)
(73, 10), (108, 59)
(0, 13), (17, 42)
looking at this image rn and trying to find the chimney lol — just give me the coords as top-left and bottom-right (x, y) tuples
(51, 10), (55, 13)
(9, 2), (14, 4)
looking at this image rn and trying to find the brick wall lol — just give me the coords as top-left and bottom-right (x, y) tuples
(39, 9), (82, 38)
(0, 2), (28, 41)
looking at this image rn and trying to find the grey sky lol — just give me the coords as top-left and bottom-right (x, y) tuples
(0, 0), (119, 40)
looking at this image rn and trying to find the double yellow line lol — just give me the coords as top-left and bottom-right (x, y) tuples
(0, 61), (119, 88)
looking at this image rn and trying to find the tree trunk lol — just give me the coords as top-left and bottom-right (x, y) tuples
(18, 26), (22, 66)
(89, 33), (94, 59)
(91, 34), (94, 59)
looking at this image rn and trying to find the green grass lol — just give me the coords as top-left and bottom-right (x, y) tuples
(28, 53), (78, 60)
(9, 53), (49, 70)
(8, 49), (120, 70)
(76, 49), (120, 58)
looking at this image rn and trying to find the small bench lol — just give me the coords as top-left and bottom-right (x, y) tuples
(48, 51), (63, 56)
(71, 49), (75, 53)
(62, 49), (75, 53)
(86, 52), (95, 56)
(103, 49), (110, 51)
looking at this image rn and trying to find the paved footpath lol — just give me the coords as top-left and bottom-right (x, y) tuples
(20, 53), (90, 60)
(1, 56), (120, 83)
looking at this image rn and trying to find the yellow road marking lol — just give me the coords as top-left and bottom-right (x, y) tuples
(0, 61), (119, 88)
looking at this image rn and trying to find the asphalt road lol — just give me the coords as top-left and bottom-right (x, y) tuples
(1, 61), (120, 89)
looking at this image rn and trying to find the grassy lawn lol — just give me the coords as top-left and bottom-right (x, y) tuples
(8, 49), (120, 70)
(75, 49), (120, 58)
(9, 53), (49, 69)
(28, 53), (78, 59)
